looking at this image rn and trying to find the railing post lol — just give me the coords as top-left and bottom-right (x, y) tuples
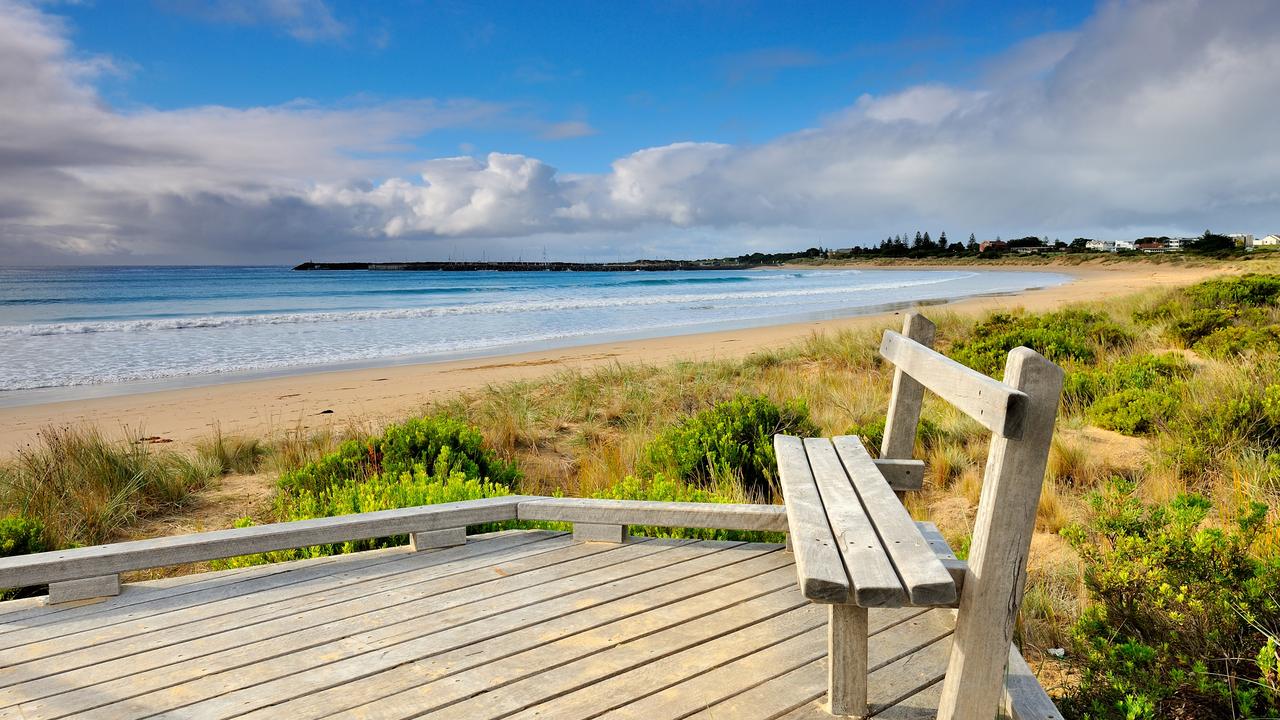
(409, 528), (466, 551)
(573, 523), (627, 543)
(936, 348), (1063, 720)
(879, 313), (935, 500)
(47, 575), (120, 605)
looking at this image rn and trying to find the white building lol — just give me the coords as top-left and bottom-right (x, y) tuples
(1230, 233), (1256, 248)
(1166, 237), (1192, 251)
(1085, 239), (1116, 252)
(1115, 239), (1136, 251)
(1255, 234), (1280, 248)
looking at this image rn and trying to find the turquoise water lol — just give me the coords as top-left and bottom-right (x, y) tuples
(0, 266), (1069, 396)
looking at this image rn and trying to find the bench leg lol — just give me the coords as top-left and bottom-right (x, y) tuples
(827, 603), (868, 717)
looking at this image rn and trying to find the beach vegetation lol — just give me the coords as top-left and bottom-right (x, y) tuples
(641, 394), (818, 499)
(196, 426), (266, 475)
(0, 425), (219, 549)
(1061, 482), (1280, 719)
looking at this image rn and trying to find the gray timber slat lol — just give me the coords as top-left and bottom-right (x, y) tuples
(916, 521), (967, 598)
(327, 566), (806, 720)
(676, 609), (954, 719)
(46, 540), (736, 720)
(518, 497), (787, 532)
(1, 537), (668, 718)
(594, 606), (924, 720)
(0, 533), (578, 692)
(834, 435), (957, 606)
(1004, 645), (1065, 720)
(880, 330), (1029, 438)
(774, 434), (850, 603)
(239, 545), (794, 720)
(803, 437), (906, 607)
(0, 495), (538, 588)
(874, 458), (926, 492)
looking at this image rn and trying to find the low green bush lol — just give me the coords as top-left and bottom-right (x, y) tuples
(1087, 387), (1181, 436)
(1162, 367), (1280, 475)
(278, 414), (519, 498)
(1183, 274), (1280, 309)
(1061, 483), (1280, 719)
(948, 309), (1131, 376)
(1, 516), (48, 600)
(643, 394), (819, 499)
(216, 471), (515, 568)
(1194, 325), (1280, 359)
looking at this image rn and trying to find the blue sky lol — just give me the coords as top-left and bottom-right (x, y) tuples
(68, 1), (1091, 174)
(2, 0), (1278, 263)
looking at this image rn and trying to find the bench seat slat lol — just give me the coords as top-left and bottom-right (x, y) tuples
(802, 438), (907, 608)
(774, 435), (850, 604)
(833, 435), (958, 607)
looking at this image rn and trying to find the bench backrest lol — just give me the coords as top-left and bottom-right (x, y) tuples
(879, 312), (1063, 720)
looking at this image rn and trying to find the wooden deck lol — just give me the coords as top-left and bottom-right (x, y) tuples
(0, 530), (957, 720)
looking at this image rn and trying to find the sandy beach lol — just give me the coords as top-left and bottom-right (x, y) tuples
(0, 262), (1222, 456)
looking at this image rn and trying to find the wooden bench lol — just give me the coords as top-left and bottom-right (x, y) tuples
(776, 312), (1064, 720)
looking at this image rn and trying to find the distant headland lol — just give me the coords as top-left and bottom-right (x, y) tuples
(292, 260), (760, 272)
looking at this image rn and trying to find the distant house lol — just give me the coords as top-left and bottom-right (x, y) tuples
(978, 240), (1007, 252)
(1255, 234), (1280, 248)
(1166, 237), (1192, 251)
(1115, 239), (1137, 251)
(1230, 233), (1256, 248)
(1085, 239), (1116, 252)
(1136, 239), (1166, 252)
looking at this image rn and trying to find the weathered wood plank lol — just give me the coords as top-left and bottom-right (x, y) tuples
(572, 522), (627, 543)
(530, 607), (924, 720)
(881, 312), (936, 460)
(0, 537), (649, 714)
(682, 612), (954, 719)
(879, 331), (1029, 438)
(45, 575), (119, 605)
(804, 437), (905, 607)
(518, 497), (788, 532)
(240, 547), (795, 720)
(0, 533), (576, 692)
(328, 570), (808, 720)
(1004, 644), (1065, 720)
(0, 495), (538, 588)
(409, 527), (465, 550)
(916, 521), (967, 597)
(937, 347), (1063, 720)
(35, 540), (737, 720)
(874, 458), (926, 492)
(774, 435), (850, 604)
(833, 436), (956, 607)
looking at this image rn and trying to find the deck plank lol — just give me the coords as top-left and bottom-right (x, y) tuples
(0, 531), (564, 672)
(0, 531), (1058, 720)
(2, 537), (681, 719)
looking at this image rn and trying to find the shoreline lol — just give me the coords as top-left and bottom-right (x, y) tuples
(0, 263), (1220, 456)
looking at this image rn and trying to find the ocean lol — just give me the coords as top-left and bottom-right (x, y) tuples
(0, 265), (1069, 400)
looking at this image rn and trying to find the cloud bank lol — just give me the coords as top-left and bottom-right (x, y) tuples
(2, 0), (1279, 264)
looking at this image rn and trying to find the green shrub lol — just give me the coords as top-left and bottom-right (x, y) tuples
(1070, 354), (1191, 435)
(1, 515), (48, 600)
(216, 471), (514, 568)
(1061, 483), (1280, 719)
(1183, 274), (1280, 309)
(1194, 325), (1280, 359)
(1087, 387), (1181, 436)
(1167, 308), (1237, 346)
(1162, 367), (1280, 475)
(643, 394), (819, 499)
(846, 418), (885, 454)
(278, 414), (519, 498)
(591, 474), (784, 543)
(949, 309), (1131, 376)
